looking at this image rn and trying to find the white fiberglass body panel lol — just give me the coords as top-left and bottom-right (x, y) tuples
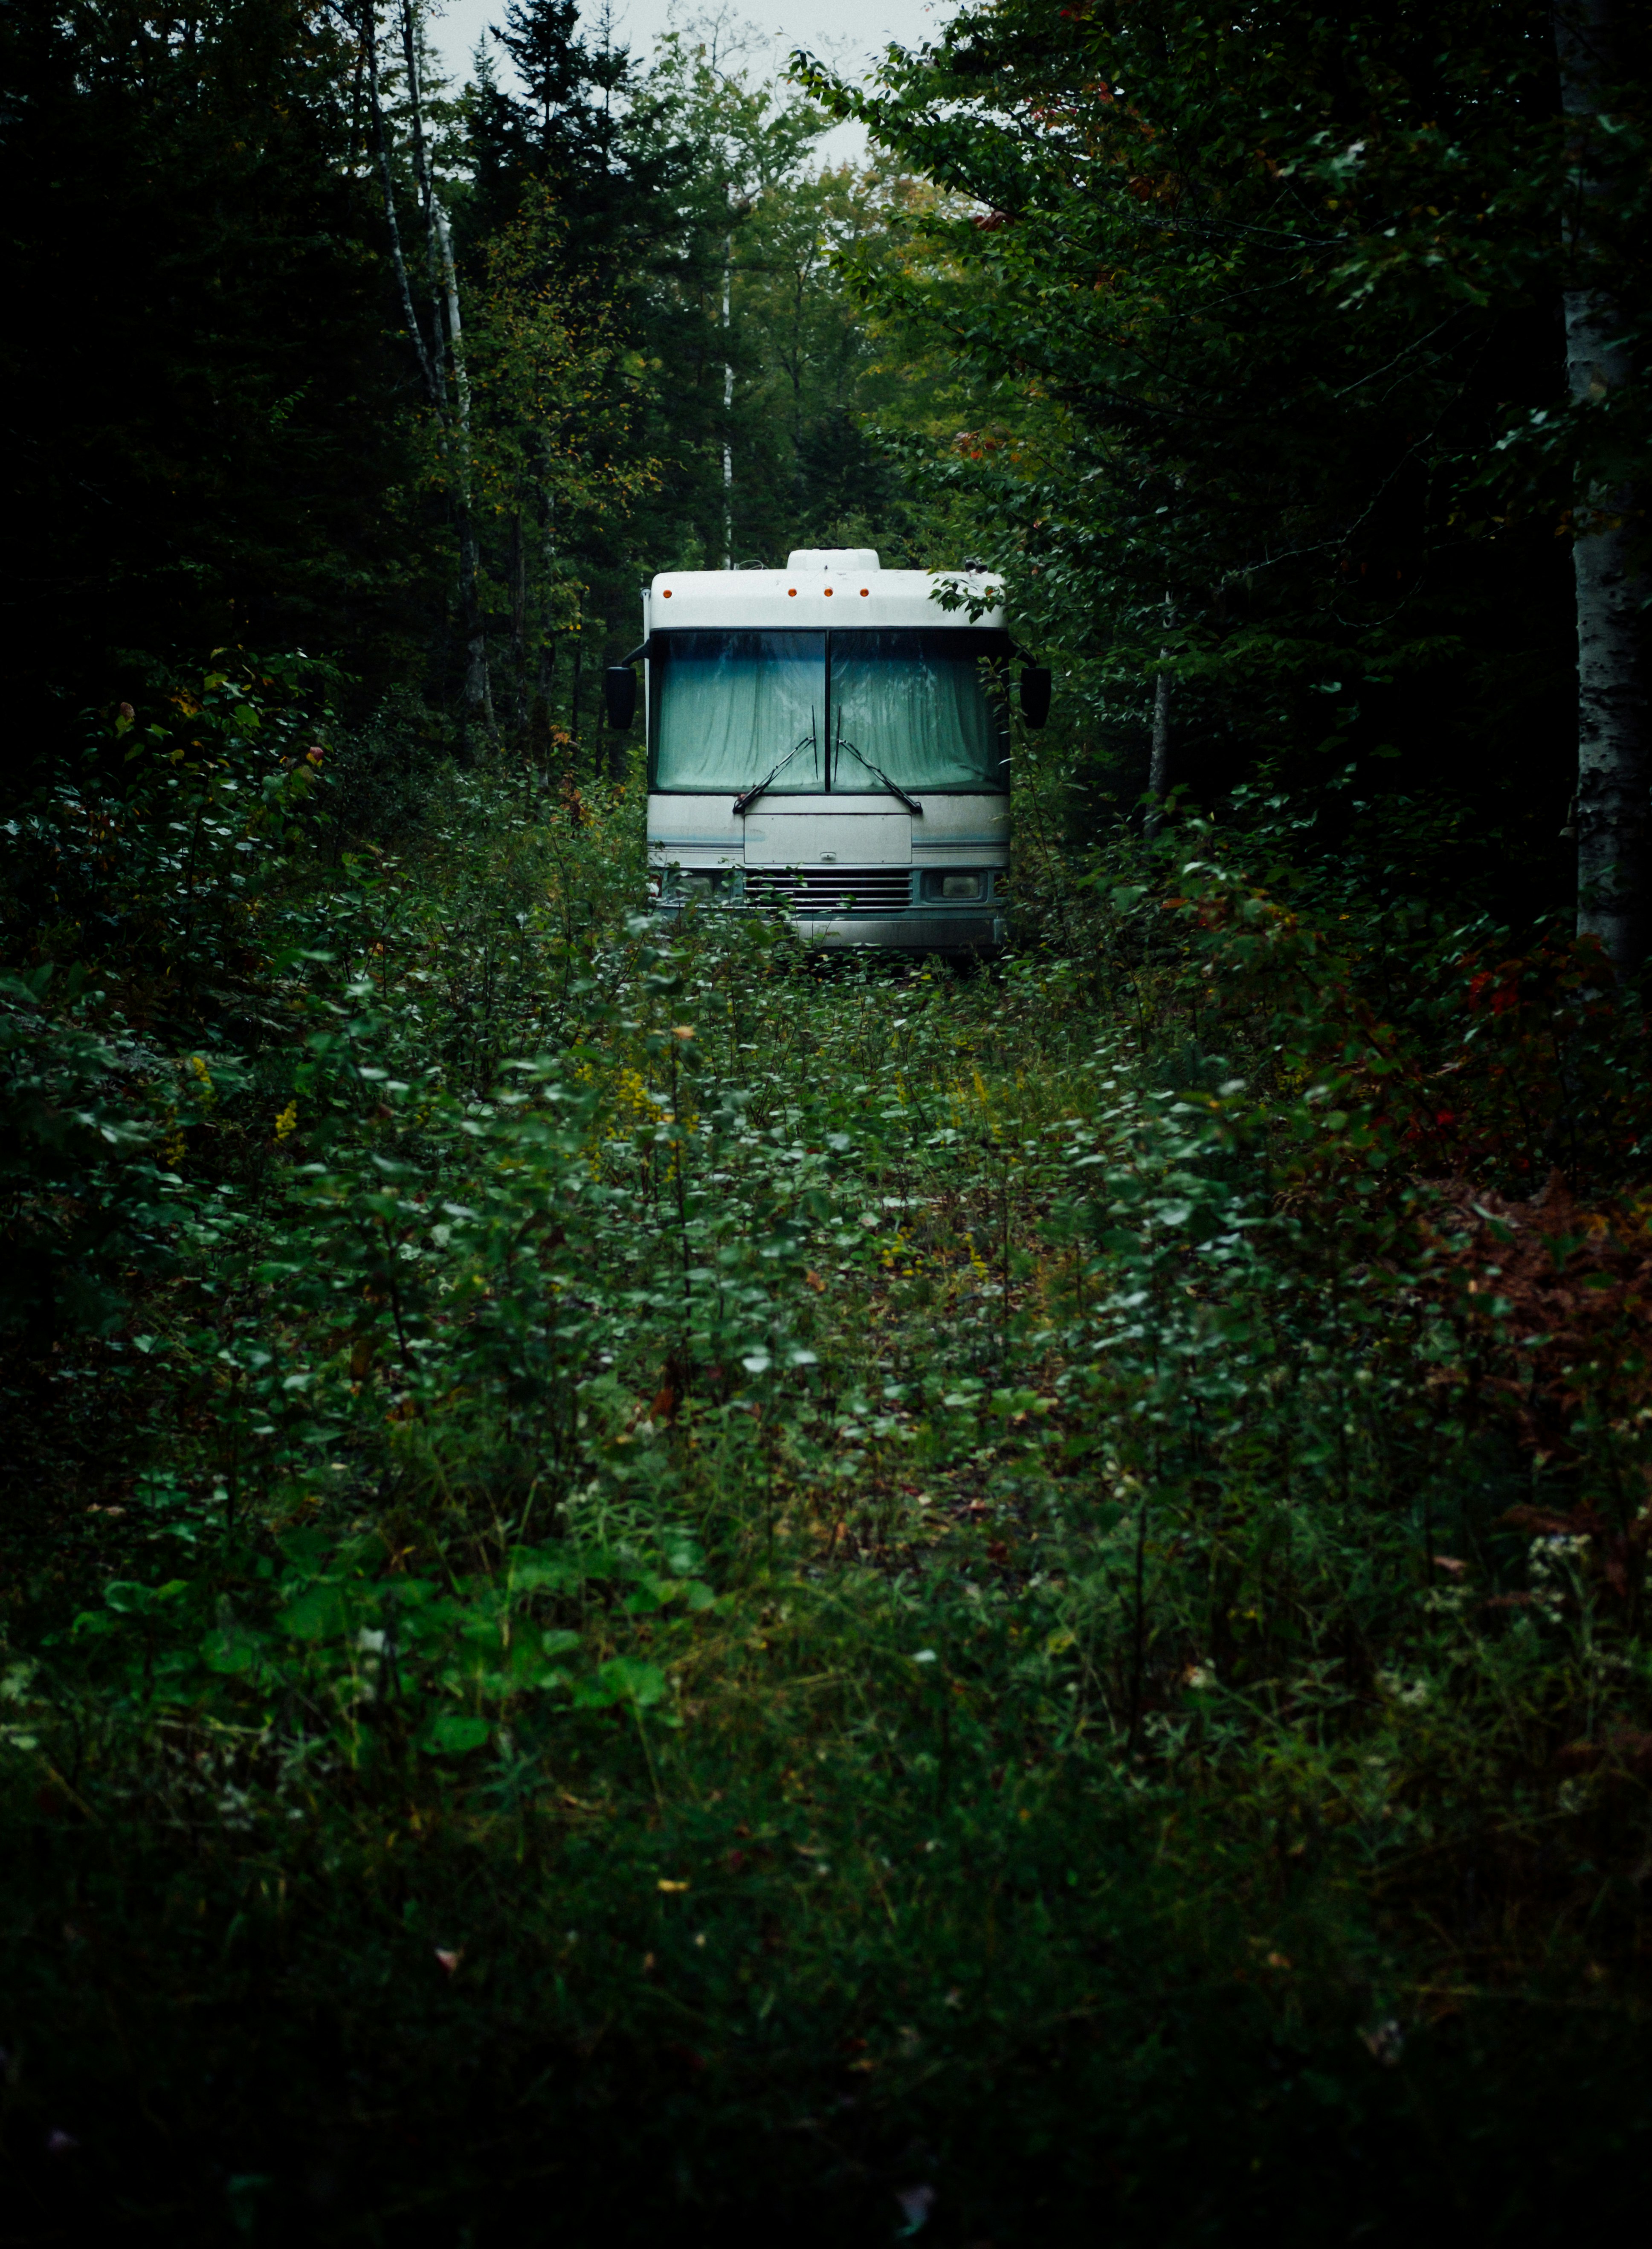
(740, 805), (911, 867)
(646, 563), (1004, 638)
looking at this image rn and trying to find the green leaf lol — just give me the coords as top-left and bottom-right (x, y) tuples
(200, 1626), (266, 1675)
(279, 1583), (351, 1640)
(332, 1532), (382, 1575)
(278, 1527), (334, 1569)
(104, 1579), (186, 1615)
(103, 1581), (155, 1615)
(508, 1546), (580, 1592)
(625, 1577), (682, 1614)
(423, 1712), (490, 1756)
(596, 1656), (667, 1708)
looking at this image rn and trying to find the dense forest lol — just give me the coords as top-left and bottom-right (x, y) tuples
(3, 0), (1651, 2239)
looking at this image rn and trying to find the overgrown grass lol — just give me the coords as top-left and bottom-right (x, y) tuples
(5, 702), (1652, 2242)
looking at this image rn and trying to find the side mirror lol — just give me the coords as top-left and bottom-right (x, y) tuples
(603, 666), (638, 731)
(1019, 665), (1052, 729)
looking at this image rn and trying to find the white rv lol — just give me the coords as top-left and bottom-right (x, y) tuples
(606, 548), (1048, 956)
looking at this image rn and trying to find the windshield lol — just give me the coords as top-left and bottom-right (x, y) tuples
(651, 629), (1006, 793)
(830, 631), (1005, 792)
(652, 632), (824, 792)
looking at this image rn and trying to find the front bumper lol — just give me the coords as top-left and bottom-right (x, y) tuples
(652, 902), (1006, 955)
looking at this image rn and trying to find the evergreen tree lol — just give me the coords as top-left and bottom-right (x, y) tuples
(465, 0), (689, 275)
(1, 0), (432, 788)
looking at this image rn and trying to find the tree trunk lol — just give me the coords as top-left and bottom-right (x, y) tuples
(365, 4), (438, 409)
(509, 500), (527, 733)
(399, 0), (449, 415)
(347, 15), (366, 171)
(390, 5), (488, 744)
(1145, 600), (1173, 838)
(721, 209), (734, 570)
(570, 630), (583, 766)
(435, 200), (495, 742)
(1556, 0), (1646, 966)
(369, 3), (489, 746)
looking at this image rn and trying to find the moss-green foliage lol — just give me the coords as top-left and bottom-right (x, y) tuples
(4, 691), (1652, 2240)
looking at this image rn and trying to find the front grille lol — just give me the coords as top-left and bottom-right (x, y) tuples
(745, 867), (915, 916)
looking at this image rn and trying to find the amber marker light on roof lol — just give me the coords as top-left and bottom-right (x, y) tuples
(824, 586), (834, 596)
(662, 587), (672, 597)
(787, 587), (796, 597)
(860, 587), (869, 596)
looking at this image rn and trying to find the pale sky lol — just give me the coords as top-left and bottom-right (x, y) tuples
(424, 0), (959, 167)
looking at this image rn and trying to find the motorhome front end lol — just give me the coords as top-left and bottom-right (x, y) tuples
(628, 549), (1018, 955)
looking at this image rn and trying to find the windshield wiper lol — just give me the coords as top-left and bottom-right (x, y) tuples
(831, 731), (924, 817)
(733, 725), (817, 817)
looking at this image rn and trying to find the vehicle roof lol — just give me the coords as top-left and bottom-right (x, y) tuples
(646, 563), (1006, 634)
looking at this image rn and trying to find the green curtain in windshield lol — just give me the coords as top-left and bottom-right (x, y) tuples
(829, 632), (1006, 792)
(654, 631), (824, 790)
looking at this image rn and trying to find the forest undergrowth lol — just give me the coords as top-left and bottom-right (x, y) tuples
(5, 672), (1652, 2243)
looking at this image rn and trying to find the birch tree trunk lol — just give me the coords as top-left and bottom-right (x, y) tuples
(367, 2), (492, 741)
(435, 200), (496, 741)
(721, 204), (734, 571)
(1556, 0), (1646, 966)
(365, 4), (437, 409)
(398, 0), (449, 416)
(385, 2), (490, 742)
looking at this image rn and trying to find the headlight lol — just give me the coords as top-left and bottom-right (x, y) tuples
(921, 869), (988, 902)
(660, 867), (745, 903)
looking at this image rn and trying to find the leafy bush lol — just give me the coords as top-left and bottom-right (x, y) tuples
(6, 758), (1652, 2241)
